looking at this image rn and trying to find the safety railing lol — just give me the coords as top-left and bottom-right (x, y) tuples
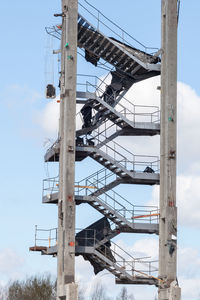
(43, 170), (117, 200)
(78, 0), (159, 54)
(77, 83), (160, 173)
(75, 228), (158, 278)
(34, 225), (57, 248)
(91, 79), (160, 124)
(45, 0), (159, 56)
(77, 74), (99, 94)
(43, 172), (159, 225)
(89, 127), (160, 173)
(75, 167), (118, 195)
(32, 225), (158, 278)
(43, 176), (59, 198)
(43, 175), (99, 198)
(76, 174), (159, 225)
(45, 137), (60, 159)
(76, 74), (160, 125)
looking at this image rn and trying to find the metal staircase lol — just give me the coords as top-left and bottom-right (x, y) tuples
(30, 226), (158, 286)
(76, 232), (158, 286)
(77, 241), (158, 286)
(46, 10), (160, 80)
(44, 137), (160, 186)
(43, 172), (159, 235)
(76, 75), (160, 137)
(30, 1), (162, 287)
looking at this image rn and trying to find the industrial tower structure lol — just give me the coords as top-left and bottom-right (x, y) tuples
(30, 1), (181, 299)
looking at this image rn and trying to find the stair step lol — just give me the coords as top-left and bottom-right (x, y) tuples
(93, 204), (102, 208)
(115, 119), (123, 124)
(110, 50), (124, 65)
(79, 31), (92, 46)
(109, 165), (118, 170)
(84, 32), (99, 47)
(120, 173), (127, 177)
(98, 209), (106, 212)
(130, 64), (141, 76)
(93, 39), (109, 55)
(104, 161), (112, 166)
(115, 169), (123, 174)
(98, 106), (107, 111)
(98, 157), (104, 162)
(78, 25), (89, 40)
(93, 153), (101, 158)
(109, 113), (119, 119)
(88, 35), (104, 51)
(109, 216), (118, 220)
(102, 47), (115, 60)
(93, 204), (103, 208)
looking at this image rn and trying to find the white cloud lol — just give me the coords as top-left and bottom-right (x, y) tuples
(177, 82), (200, 173)
(125, 76), (160, 107)
(177, 175), (200, 227)
(179, 278), (200, 300)
(178, 247), (200, 278)
(148, 175), (200, 228)
(37, 100), (60, 137)
(0, 249), (25, 282)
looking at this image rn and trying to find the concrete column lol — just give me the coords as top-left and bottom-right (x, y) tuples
(57, 0), (78, 299)
(66, 283), (78, 300)
(159, 0), (181, 299)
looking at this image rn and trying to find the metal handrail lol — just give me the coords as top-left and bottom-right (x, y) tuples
(43, 174), (159, 225)
(76, 74), (160, 124)
(43, 176), (59, 196)
(33, 225), (158, 277)
(34, 225), (57, 248)
(78, 176), (159, 224)
(89, 126), (160, 172)
(46, 1), (159, 55)
(78, 0), (159, 53)
(75, 229), (158, 277)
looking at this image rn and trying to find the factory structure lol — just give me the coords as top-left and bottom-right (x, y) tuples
(30, 1), (181, 299)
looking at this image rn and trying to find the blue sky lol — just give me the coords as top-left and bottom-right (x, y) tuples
(1, 1), (200, 299)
